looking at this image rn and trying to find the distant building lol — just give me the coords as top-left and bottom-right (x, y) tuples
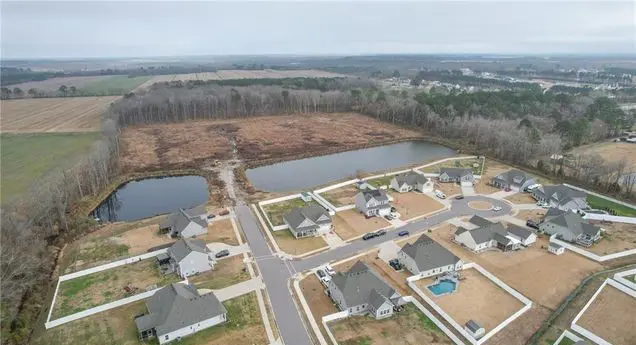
(438, 168), (474, 186)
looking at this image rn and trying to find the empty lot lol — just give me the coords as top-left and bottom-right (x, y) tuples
(0, 96), (119, 133)
(392, 192), (444, 220)
(579, 221), (636, 255)
(333, 209), (390, 240)
(577, 284), (636, 345)
(321, 184), (359, 207)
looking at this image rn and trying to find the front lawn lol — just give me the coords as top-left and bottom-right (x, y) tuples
(586, 194), (636, 217)
(190, 256), (250, 290)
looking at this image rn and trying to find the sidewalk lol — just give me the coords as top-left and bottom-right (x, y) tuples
(322, 231), (346, 249)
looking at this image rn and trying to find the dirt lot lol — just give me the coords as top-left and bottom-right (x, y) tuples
(434, 182), (461, 197)
(514, 209), (547, 222)
(52, 259), (180, 319)
(190, 255), (249, 290)
(120, 113), (422, 171)
(579, 221), (636, 255)
(333, 210), (390, 241)
(392, 192), (444, 220)
(468, 200), (493, 210)
(198, 219), (239, 246)
(415, 268), (524, 332)
(577, 284), (636, 345)
(300, 275), (338, 332)
(485, 305), (551, 345)
(330, 304), (453, 345)
(273, 230), (328, 256)
(1, 97), (120, 133)
(321, 184), (359, 207)
(505, 192), (537, 204)
(428, 225), (602, 310)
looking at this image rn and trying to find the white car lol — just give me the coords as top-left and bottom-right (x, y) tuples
(434, 190), (446, 199)
(323, 264), (335, 276)
(315, 269), (331, 285)
(492, 206), (502, 211)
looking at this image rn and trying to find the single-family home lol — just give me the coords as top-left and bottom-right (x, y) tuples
(160, 206), (208, 238)
(355, 190), (391, 217)
(539, 212), (601, 247)
(163, 238), (214, 278)
(464, 320), (485, 339)
(390, 171), (433, 193)
(398, 235), (463, 278)
(490, 169), (537, 191)
(454, 220), (535, 253)
(327, 261), (401, 319)
(532, 184), (589, 211)
(548, 242), (565, 255)
(283, 205), (332, 238)
(505, 224), (537, 246)
(438, 168), (475, 186)
(135, 283), (227, 344)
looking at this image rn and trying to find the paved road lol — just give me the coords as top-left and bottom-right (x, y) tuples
(235, 195), (511, 345)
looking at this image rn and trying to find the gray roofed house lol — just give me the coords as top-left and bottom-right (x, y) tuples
(398, 234), (463, 278)
(135, 283), (227, 344)
(545, 207), (567, 219)
(438, 167), (475, 186)
(505, 224), (537, 245)
(160, 206), (208, 238)
(532, 184), (589, 211)
(490, 169), (536, 191)
(283, 204), (332, 239)
(355, 189), (392, 217)
(390, 171), (433, 193)
(165, 239), (214, 278)
(468, 215), (494, 228)
(539, 212), (601, 246)
(454, 221), (530, 252)
(327, 261), (401, 319)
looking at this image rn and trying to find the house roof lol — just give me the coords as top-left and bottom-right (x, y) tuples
(160, 207), (207, 234)
(135, 283), (226, 337)
(331, 261), (398, 309)
(549, 242), (563, 250)
(538, 184), (587, 206)
(506, 224), (534, 240)
(491, 169), (534, 186)
(393, 171), (429, 187)
(401, 235), (460, 272)
(360, 189), (389, 203)
(468, 215), (493, 227)
(545, 213), (601, 238)
(465, 320), (483, 332)
(368, 289), (390, 310)
(169, 238), (209, 263)
(545, 207), (567, 219)
(284, 205), (331, 231)
(439, 167), (473, 179)
(459, 222), (507, 245)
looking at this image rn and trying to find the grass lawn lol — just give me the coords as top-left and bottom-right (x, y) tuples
(586, 194), (636, 217)
(420, 157), (484, 174)
(556, 337), (576, 345)
(261, 198), (319, 226)
(52, 259), (180, 319)
(0, 132), (98, 203)
(365, 176), (393, 188)
(272, 230), (328, 256)
(79, 76), (151, 95)
(190, 256), (250, 290)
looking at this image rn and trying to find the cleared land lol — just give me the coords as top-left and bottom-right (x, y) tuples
(333, 209), (390, 240)
(321, 184), (359, 207)
(392, 192), (444, 220)
(420, 157), (483, 174)
(330, 304), (453, 345)
(198, 219), (239, 246)
(578, 221), (636, 255)
(52, 259), (180, 319)
(415, 268), (524, 332)
(514, 209), (547, 222)
(1, 132), (98, 202)
(577, 284), (636, 345)
(262, 198), (319, 226)
(300, 275), (338, 339)
(190, 256), (249, 290)
(1, 96), (119, 133)
(272, 230), (328, 256)
(434, 182), (461, 197)
(570, 142), (636, 170)
(428, 225), (602, 310)
(120, 113), (422, 171)
(504, 192), (537, 204)
(10, 75), (116, 92)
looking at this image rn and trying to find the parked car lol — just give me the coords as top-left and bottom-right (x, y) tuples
(323, 264), (336, 276)
(215, 249), (230, 258)
(398, 230), (410, 237)
(388, 259), (402, 271)
(207, 214), (216, 220)
(454, 195), (464, 200)
(316, 269), (326, 279)
(390, 207), (397, 212)
(492, 206), (502, 212)
(526, 220), (539, 230)
(376, 230), (387, 236)
(362, 233), (377, 240)
(315, 269), (331, 285)
(435, 190), (446, 199)
(384, 214), (394, 221)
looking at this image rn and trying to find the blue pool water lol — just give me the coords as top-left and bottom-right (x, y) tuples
(427, 280), (457, 296)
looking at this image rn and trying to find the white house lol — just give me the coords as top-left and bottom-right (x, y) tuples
(160, 206), (208, 238)
(505, 224), (537, 246)
(283, 205), (332, 238)
(539, 212), (601, 247)
(135, 283), (227, 344)
(490, 169), (536, 191)
(531, 184), (589, 211)
(548, 242), (565, 255)
(390, 171), (433, 193)
(438, 167), (474, 186)
(355, 189), (391, 217)
(454, 219), (534, 253)
(166, 238), (214, 278)
(398, 234), (463, 278)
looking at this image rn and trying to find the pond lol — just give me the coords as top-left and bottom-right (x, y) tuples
(246, 141), (456, 192)
(91, 175), (209, 222)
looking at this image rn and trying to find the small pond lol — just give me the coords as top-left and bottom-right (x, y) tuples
(91, 175), (209, 222)
(246, 141), (456, 192)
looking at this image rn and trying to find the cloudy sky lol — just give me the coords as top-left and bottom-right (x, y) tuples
(1, 1), (634, 59)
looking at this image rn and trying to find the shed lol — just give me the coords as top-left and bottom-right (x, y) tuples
(464, 319), (485, 339)
(548, 242), (565, 255)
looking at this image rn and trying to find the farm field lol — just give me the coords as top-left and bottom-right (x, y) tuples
(119, 113), (422, 171)
(0, 96), (119, 133)
(570, 141), (636, 169)
(576, 284), (636, 345)
(9, 75), (117, 92)
(78, 75), (150, 95)
(0, 132), (98, 203)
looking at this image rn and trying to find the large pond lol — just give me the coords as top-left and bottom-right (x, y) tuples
(246, 141), (456, 192)
(91, 175), (209, 222)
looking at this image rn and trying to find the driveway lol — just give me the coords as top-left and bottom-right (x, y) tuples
(206, 243), (249, 259)
(377, 241), (401, 264)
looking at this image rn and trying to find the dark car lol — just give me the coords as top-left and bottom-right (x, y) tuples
(207, 214), (216, 220)
(376, 230), (387, 236)
(388, 259), (402, 271)
(215, 249), (230, 258)
(455, 195), (464, 200)
(362, 233), (377, 240)
(316, 269), (326, 278)
(526, 220), (539, 230)
(390, 207), (397, 212)
(398, 230), (410, 237)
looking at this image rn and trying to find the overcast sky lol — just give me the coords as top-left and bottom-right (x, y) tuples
(1, 1), (634, 59)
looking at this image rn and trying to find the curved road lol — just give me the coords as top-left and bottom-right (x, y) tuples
(236, 195), (512, 345)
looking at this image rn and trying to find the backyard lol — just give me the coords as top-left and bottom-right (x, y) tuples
(261, 198), (320, 226)
(420, 157), (484, 174)
(272, 230), (328, 256)
(586, 194), (636, 217)
(189, 256), (249, 290)
(52, 259), (181, 319)
(198, 218), (239, 246)
(504, 192), (537, 204)
(578, 221), (636, 255)
(514, 209), (547, 222)
(299, 275), (339, 340)
(330, 304), (453, 345)
(365, 176), (393, 189)
(321, 184), (359, 207)
(332, 210), (390, 241)
(392, 192), (444, 220)
(576, 284), (636, 345)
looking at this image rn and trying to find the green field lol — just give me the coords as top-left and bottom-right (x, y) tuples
(79, 75), (150, 95)
(0, 132), (98, 203)
(586, 194), (636, 217)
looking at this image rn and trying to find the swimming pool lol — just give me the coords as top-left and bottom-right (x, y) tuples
(427, 279), (457, 296)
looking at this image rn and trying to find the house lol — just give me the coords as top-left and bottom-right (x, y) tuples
(548, 242), (565, 255)
(438, 168), (474, 186)
(454, 220), (534, 253)
(355, 189), (391, 217)
(505, 224), (537, 246)
(532, 184), (589, 211)
(490, 169), (536, 191)
(468, 215), (494, 228)
(160, 206), (208, 238)
(327, 261), (401, 319)
(283, 205), (332, 238)
(163, 238), (214, 278)
(464, 320), (485, 339)
(135, 283), (227, 344)
(398, 235), (463, 278)
(539, 212), (601, 247)
(390, 171), (433, 193)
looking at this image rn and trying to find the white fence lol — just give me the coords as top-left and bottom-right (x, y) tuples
(59, 248), (168, 281)
(314, 179), (359, 194)
(552, 330), (583, 345)
(613, 268), (636, 291)
(550, 235), (636, 262)
(311, 192), (338, 214)
(321, 310), (350, 345)
(413, 156), (478, 171)
(564, 183), (636, 211)
(257, 194), (302, 231)
(571, 278), (636, 345)
(583, 213), (636, 224)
